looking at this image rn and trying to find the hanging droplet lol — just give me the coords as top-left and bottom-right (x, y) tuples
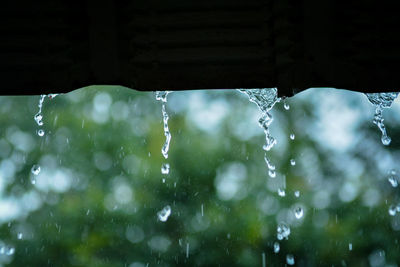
(290, 159), (296, 166)
(294, 191), (300, 198)
(273, 242), (280, 253)
(286, 254), (295, 265)
(157, 205), (171, 222)
(31, 165), (41, 175)
(161, 163), (170, 175)
(389, 205), (397, 216)
(37, 129), (45, 137)
(278, 188), (286, 197)
(289, 133), (295, 140)
(294, 207), (304, 219)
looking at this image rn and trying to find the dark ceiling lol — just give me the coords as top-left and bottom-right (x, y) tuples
(1, 0), (399, 96)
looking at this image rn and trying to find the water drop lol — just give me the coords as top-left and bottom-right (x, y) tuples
(31, 165), (41, 175)
(268, 170), (276, 178)
(294, 191), (300, 197)
(162, 178), (165, 183)
(278, 188), (286, 197)
(290, 159), (296, 166)
(157, 205), (171, 222)
(273, 242), (280, 253)
(388, 175), (398, 187)
(389, 205), (397, 216)
(396, 204), (400, 212)
(161, 163), (170, 175)
(0, 246), (4, 254)
(286, 254), (295, 265)
(294, 207), (304, 219)
(277, 222), (291, 240)
(289, 133), (295, 140)
(284, 102), (290, 110)
(17, 232), (23, 240)
(6, 246), (15, 256)
(349, 243), (353, 251)
(37, 129), (45, 137)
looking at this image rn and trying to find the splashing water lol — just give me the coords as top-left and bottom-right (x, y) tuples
(156, 91), (172, 159)
(239, 88), (280, 176)
(157, 205), (171, 222)
(365, 92), (399, 145)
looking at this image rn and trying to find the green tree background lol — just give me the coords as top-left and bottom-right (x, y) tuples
(0, 86), (399, 266)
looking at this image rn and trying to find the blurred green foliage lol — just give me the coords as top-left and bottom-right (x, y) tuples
(0, 86), (399, 266)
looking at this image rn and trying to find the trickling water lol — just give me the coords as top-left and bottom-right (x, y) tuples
(157, 205), (171, 222)
(156, 91), (172, 159)
(273, 242), (280, 253)
(365, 92), (399, 145)
(238, 89), (280, 177)
(261, 252), (266, 267)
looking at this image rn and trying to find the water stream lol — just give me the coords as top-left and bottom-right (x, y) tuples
(365, 92), (399, 145)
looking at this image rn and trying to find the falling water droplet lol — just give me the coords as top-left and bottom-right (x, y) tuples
(294, 207), (304, 219)
(278, 188), (286, 197)
(157, 205), (171, 222)
(31, 165), (41, 175)
(286, 254), (295, 265)
(388, 176), (398, 187)
(294, 191), (300, 198)
(6, 246), (15, 256)
(273, 242), (280, 253)
(349, 243), (353, 251)
(284, 102), (290, 110)
(268, 170), (276, 178)
(277, 222), (291, 240)
(17, 232), (23, 240)
(0, 245), (4, 254)
(389, 205), (397, 216)
(290, 159), (296, 166)
(161, 163), (170, 175)
(290, 133), (295, 140)
(37, 129), (45, 137)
